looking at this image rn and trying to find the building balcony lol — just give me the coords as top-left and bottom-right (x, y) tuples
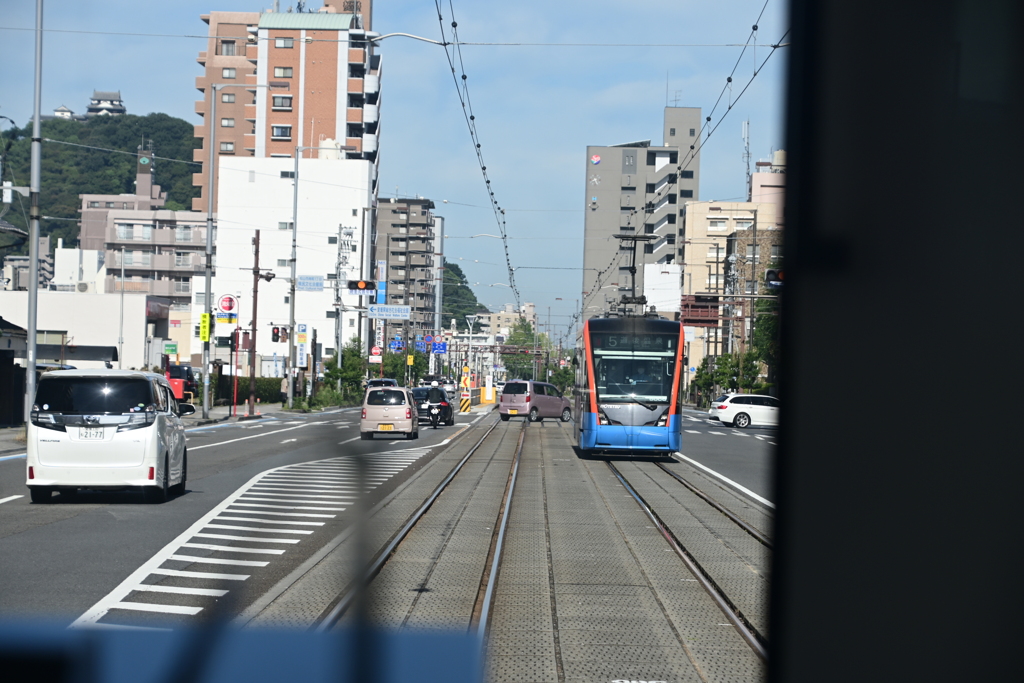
(346, 138), (363, 154)
(346, 108), (363, 123)
(197, 51), (207, 66)
(363, 74), (379, 95)
(363, 104), (378, 125)
(362, 133), (377, 153)
(105, 277), (190, 297)
(348, 47), (365, 64)
(347, 78), (364, 94)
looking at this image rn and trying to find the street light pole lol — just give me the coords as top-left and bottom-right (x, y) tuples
(288, 148), (300, 408)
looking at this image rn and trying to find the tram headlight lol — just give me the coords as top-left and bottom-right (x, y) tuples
(598, 414), (610, 425)
(656, 414), (668, 427)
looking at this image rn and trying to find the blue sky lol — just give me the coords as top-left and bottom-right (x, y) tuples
(0, 0), (788, 338)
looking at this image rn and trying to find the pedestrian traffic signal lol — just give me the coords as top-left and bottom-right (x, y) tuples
(347, 280), (377, 292)
(765, 269), (784, 287)
(272, 326), (280, 342)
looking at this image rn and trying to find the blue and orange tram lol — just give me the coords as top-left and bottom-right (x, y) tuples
(573, 316), (685, 455)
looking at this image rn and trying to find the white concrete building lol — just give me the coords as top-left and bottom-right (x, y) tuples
(212, 155), (375, 366)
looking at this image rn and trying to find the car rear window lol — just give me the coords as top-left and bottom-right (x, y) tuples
(168, 366), (192, 379)
(503, 383), (528, 395)
(35, 377), (155, 414)
(412, 388), (429, 400)
(366, 389), (406, 406)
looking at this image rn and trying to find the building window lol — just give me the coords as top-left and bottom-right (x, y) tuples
(278, 221), (293, 230)
(284, 296), (290, 304)
(328, 236), (338, 244)
(105, 202), (115, 208)
(277, 259), (288, 267)
(326, 273), (337, 280)
(193, 291), (206, 304)
(219, 41), (236, 56)
(220, 141), (235, 152)
(221, 92), (235, 103)
(645, 183), (655, 194)
(736, 220), (753, 229)
(681, 170), (694, 179)
(174, 279), (191, 294)
(326, 311), (337, 319)
(745, 245), (762, 259)
(272, 95), (292, 110)
(349, 318), (355, 327)
(275, 37), (294, 48)
(352, 209), (358, 216)
(88, 201), (100, 208)
(271, 125), (292, 140)
(771, 244), (783, 260)
(689, 128), (696, 136)
(175, 226), (193, 242)
(274, 67), (293, 78)
(680, 189), (694, 198)
(280, 171), (295, 179)
(669, 127), (676, 136)
(221, 118), (235, 128)
(175, 252), (192, 267)
(222, 67), (236, 79)
(709, 219), (727, 229)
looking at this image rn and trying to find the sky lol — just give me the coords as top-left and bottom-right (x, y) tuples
(0, 0), (788, 341)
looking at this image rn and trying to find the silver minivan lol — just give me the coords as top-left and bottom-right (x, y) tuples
(498, 380), (572, 423)
(26, 369), (193, 504)
(360, 387), (419, 439)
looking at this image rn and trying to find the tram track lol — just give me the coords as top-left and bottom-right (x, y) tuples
(606, 459), (770, 662)
(313, 416), (525, 635)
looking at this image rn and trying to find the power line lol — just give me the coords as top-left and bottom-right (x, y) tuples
(434, 0), (521, 310)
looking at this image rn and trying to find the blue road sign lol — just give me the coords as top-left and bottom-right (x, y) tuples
(415, 341), (427, 352)
(432, 342), (448, 354)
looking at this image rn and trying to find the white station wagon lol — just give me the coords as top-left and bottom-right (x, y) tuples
(26, 369), (194, 503)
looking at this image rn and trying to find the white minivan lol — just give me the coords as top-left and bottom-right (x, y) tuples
(26, 369), (194, 504)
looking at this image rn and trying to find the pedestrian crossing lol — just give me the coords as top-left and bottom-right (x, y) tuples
(71, 448), (431, 631)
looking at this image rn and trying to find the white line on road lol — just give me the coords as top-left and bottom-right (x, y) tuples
(132, 585), (228, 597)
(188, 423), (308, 451)
(111, 602), (203, 616)
(230, 502), (344, 512)
(193, 533), (300, 544)
(180, 543), (286, 555)
(168, 554), (270, 567)
(0, 495), (24, 505)
(673, 452), (775, 508)
(685, 430), (700, 434)
(205, 524), (313, 535)
(708, 431), (725, 435)
(339, 437), (360, 444)
(281, 439), (297, 443)
(148, 568), (249, 581)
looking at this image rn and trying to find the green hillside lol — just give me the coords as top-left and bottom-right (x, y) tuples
(0, 113), (200, 252)
(442, 260), (490, 332)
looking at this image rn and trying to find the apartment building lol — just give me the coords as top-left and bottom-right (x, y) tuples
(483, 303), (537, 337)
(374, 197), (438, 343)
(191, 2), (379, 213)
(581, 107), (702, 316)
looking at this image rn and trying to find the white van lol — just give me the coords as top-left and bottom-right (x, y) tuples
(26, 369), (194, 504)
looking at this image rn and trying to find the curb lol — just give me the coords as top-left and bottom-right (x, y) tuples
(185, 415), (232, 428)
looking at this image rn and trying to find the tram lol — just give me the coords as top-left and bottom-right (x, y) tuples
(573, 315), (685, 455)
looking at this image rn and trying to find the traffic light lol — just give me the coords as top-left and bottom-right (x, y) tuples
(765, 269), (784, 287)
(347, 280), (377, 293)
(272, 326), (280, 342)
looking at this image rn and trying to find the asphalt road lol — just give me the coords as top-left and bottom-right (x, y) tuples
(0, 407), (489, 624)
(675, 407), (776, 504)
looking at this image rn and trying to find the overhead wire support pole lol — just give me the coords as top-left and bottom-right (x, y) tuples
(24, 0), (43, 424)
(288, 148), (300, 409)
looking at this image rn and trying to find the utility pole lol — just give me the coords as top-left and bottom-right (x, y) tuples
(248, 231), (260, 416)
(23, 0), (44, 424)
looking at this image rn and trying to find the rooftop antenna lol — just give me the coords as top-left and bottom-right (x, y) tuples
(742, 119), (752, 201)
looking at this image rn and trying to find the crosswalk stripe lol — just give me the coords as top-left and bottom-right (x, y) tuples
(193, 533), (300, 544)
(131, 585), (228, 597)
(111, 602), (203, 616)
(169, 554), (270, 567)
(180, 543), (286, 555)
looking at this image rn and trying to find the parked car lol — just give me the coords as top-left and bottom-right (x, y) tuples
(498, 380), (572, 423)
(25, 369), (194, 504)
(366, 378), (400, 389)
(495, 380), (507, 395)
(708, 393), (780, 428)
(411, 387), (456, 426)
(360, 387), (419, 439)
(442, 378), (458, 394)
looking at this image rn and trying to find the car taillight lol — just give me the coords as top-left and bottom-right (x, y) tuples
(440, 402), (449, 407)
(148, 467), (155, 480)
(716, 404), (728, 410)
(28, 466), (34, 479)
(525, 395), (531, 403)
(30, 408), (66, 433)
(361, 408), (367, 419)
(406, 408), (412, 419)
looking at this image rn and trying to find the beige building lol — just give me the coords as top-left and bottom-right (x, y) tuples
(482, 303), (537, 338)
(374, 197), (437, 342)
(679, 199), (783, 373)
(191, 2), (379, 213)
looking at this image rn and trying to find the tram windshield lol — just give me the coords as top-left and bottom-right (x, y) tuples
(590, 332), (677, 403)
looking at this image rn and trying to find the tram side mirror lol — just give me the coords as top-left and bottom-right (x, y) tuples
(571, 355), (578, 366)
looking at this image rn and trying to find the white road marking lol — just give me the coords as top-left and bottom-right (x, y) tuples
(76, 622), (171, 632)
(215, 515), (324, 526)
(194, 533), (300, 544)
(338, 437), (361, 444)
(247, 491), (355, 500)
(188, 423), (308, 451)
(132, 585), (228, 597)
(708, 431), (726, 435)
(205, 523), (313, 535)
(239, 496), (352, 506)
(111, 602), (203, 616)
(230, 502), (344, 512)
(223, 509), (335, 519)
(148, 568), (249, 581)
(0, 495), (24, 505)
(685, 430), (700, 434)
(281, 439), (297, 444)
(673, 452), (775, 508)
(168, 555), (270, 567)
(180, 543), (285, 555)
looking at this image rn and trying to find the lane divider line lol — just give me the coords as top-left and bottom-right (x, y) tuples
(188, 423), (309, 451)
(673, 452), (775, 509)
(0, 494), (24, 505)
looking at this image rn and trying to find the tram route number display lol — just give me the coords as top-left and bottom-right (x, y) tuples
(590, 333), (676, 350)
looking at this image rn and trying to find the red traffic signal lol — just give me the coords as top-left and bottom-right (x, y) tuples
(272, 326), (280, 342)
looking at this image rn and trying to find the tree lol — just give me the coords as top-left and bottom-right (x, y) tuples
(441, 260), (489, 332)
(691, 356), (716, 406)
(502, 317), (537, 380)
(549, 365), (574, 395)
(752, 296), (781, 387)
(326, 337), (367, 401)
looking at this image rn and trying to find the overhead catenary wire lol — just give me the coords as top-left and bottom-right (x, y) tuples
(433, 0), (521, 311)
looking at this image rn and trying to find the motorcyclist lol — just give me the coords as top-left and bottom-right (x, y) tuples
(426, 381), (448, 428)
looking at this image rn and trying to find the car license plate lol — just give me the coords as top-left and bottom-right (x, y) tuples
(80, 427), (103, 440)
(421, 403), (429, 409)
(509, 409), (518, 415)
(378, 424), (394, 431)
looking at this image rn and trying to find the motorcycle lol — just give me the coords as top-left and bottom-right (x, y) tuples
(429, 404), (442, 429)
